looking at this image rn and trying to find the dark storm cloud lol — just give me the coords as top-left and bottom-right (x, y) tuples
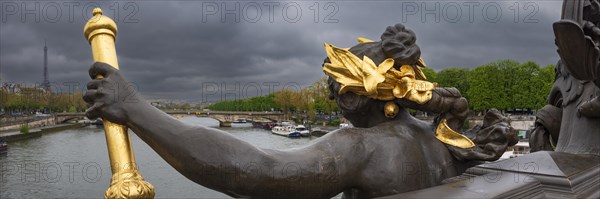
(0, 1), (562, 102)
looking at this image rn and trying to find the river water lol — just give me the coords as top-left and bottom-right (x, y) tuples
(0, 117), (319, 198)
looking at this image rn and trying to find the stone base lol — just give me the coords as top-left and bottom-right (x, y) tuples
(379, 151), (600, 198)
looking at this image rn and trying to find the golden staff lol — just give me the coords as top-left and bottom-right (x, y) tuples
(83, 8), (155, 199)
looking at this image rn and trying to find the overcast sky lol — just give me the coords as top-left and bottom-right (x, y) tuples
(0, 0), (564, 102)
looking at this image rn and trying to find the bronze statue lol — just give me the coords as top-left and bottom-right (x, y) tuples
(530, 0), (600, 155)
(84, 17), (517, 199)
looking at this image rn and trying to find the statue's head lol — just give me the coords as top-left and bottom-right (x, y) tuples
(323, 23), (426, 127)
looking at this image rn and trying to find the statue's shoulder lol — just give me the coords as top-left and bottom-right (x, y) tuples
(321, 127), (367, 141)
(313, 127), (384, 149)
(323, 121), (430, 142)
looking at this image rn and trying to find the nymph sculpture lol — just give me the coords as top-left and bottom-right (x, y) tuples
(84, 23), (516, 198)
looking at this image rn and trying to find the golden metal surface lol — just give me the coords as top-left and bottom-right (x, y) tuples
(356, 37), (374, 43)
(416, 57), (427, 68)
(435, 119), (475, 148)
(84, 8), (155, 199)
(322, 43), (434, 104)
(383, 101), (399, 118)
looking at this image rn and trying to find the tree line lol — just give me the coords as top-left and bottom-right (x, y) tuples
(0, 88), (87, 114)
(206, 77), (339, 121)
(208, 59), (555, 115)
(422, 60), (555, 111)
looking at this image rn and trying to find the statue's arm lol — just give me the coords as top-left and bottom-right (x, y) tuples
(84, 62), (361, 198)
(127, 108), (358, 198)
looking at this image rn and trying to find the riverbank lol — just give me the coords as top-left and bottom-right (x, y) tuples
(0, 123), (85, 142)
(0, 116), (57, 131)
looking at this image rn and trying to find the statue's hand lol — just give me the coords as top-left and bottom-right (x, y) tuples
(446, 109), (518, 162)
(83, 62), (142, 124)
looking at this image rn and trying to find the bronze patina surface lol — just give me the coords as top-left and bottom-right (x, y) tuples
(530, 0), (600, 155)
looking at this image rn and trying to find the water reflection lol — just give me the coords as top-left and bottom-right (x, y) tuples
(0, 117), (318, 198)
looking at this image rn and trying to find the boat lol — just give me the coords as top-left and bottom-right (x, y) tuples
(233, 118), (247, 123)
(272, 125), (301, 138)
(0, 138), (8, 154)
(252, 122), (263, 128)
(265, 122), (277, 130)
(252, 121), (277, 130)
(296, 125), (311, 137)
(339, 123), (352, 129)
(93, 119), (104, 126)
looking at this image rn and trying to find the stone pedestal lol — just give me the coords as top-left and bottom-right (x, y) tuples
(380, 151), (600, 198)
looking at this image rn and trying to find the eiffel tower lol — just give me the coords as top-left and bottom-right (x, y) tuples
(42, 41), (50, 90)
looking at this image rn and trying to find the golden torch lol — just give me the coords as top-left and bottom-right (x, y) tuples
(83, 8), (155, 199)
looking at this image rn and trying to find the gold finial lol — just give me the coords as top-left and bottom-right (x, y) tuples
(92, 8), (103, 16)
(84, 7), (117, 43)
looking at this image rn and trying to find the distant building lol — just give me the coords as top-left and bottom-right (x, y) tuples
(148, 99), (183, 108)
(1, 83), (21, 94)
(1, 83), (48, 95)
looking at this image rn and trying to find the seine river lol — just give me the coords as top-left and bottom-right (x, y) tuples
(0, 117), (319, 198)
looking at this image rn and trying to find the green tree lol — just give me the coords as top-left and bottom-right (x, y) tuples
(467, 60), (520, 111)
(467, 60), (554, 111)
(435, 68), (470, 99)
(312, 77), (338, 114)
(68, 106), (77, 113)
(207, 93), (279, 112)
(512, 61), (541, 110)
(536, 65), (556, 108)
(0, 90), (6, 110)
(468, 65), (495, 111)
(494, 60), (521, 110)
(274, 88), (297, 118)
(293, 87), (316, 122)
(420, 67), (437, 82)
